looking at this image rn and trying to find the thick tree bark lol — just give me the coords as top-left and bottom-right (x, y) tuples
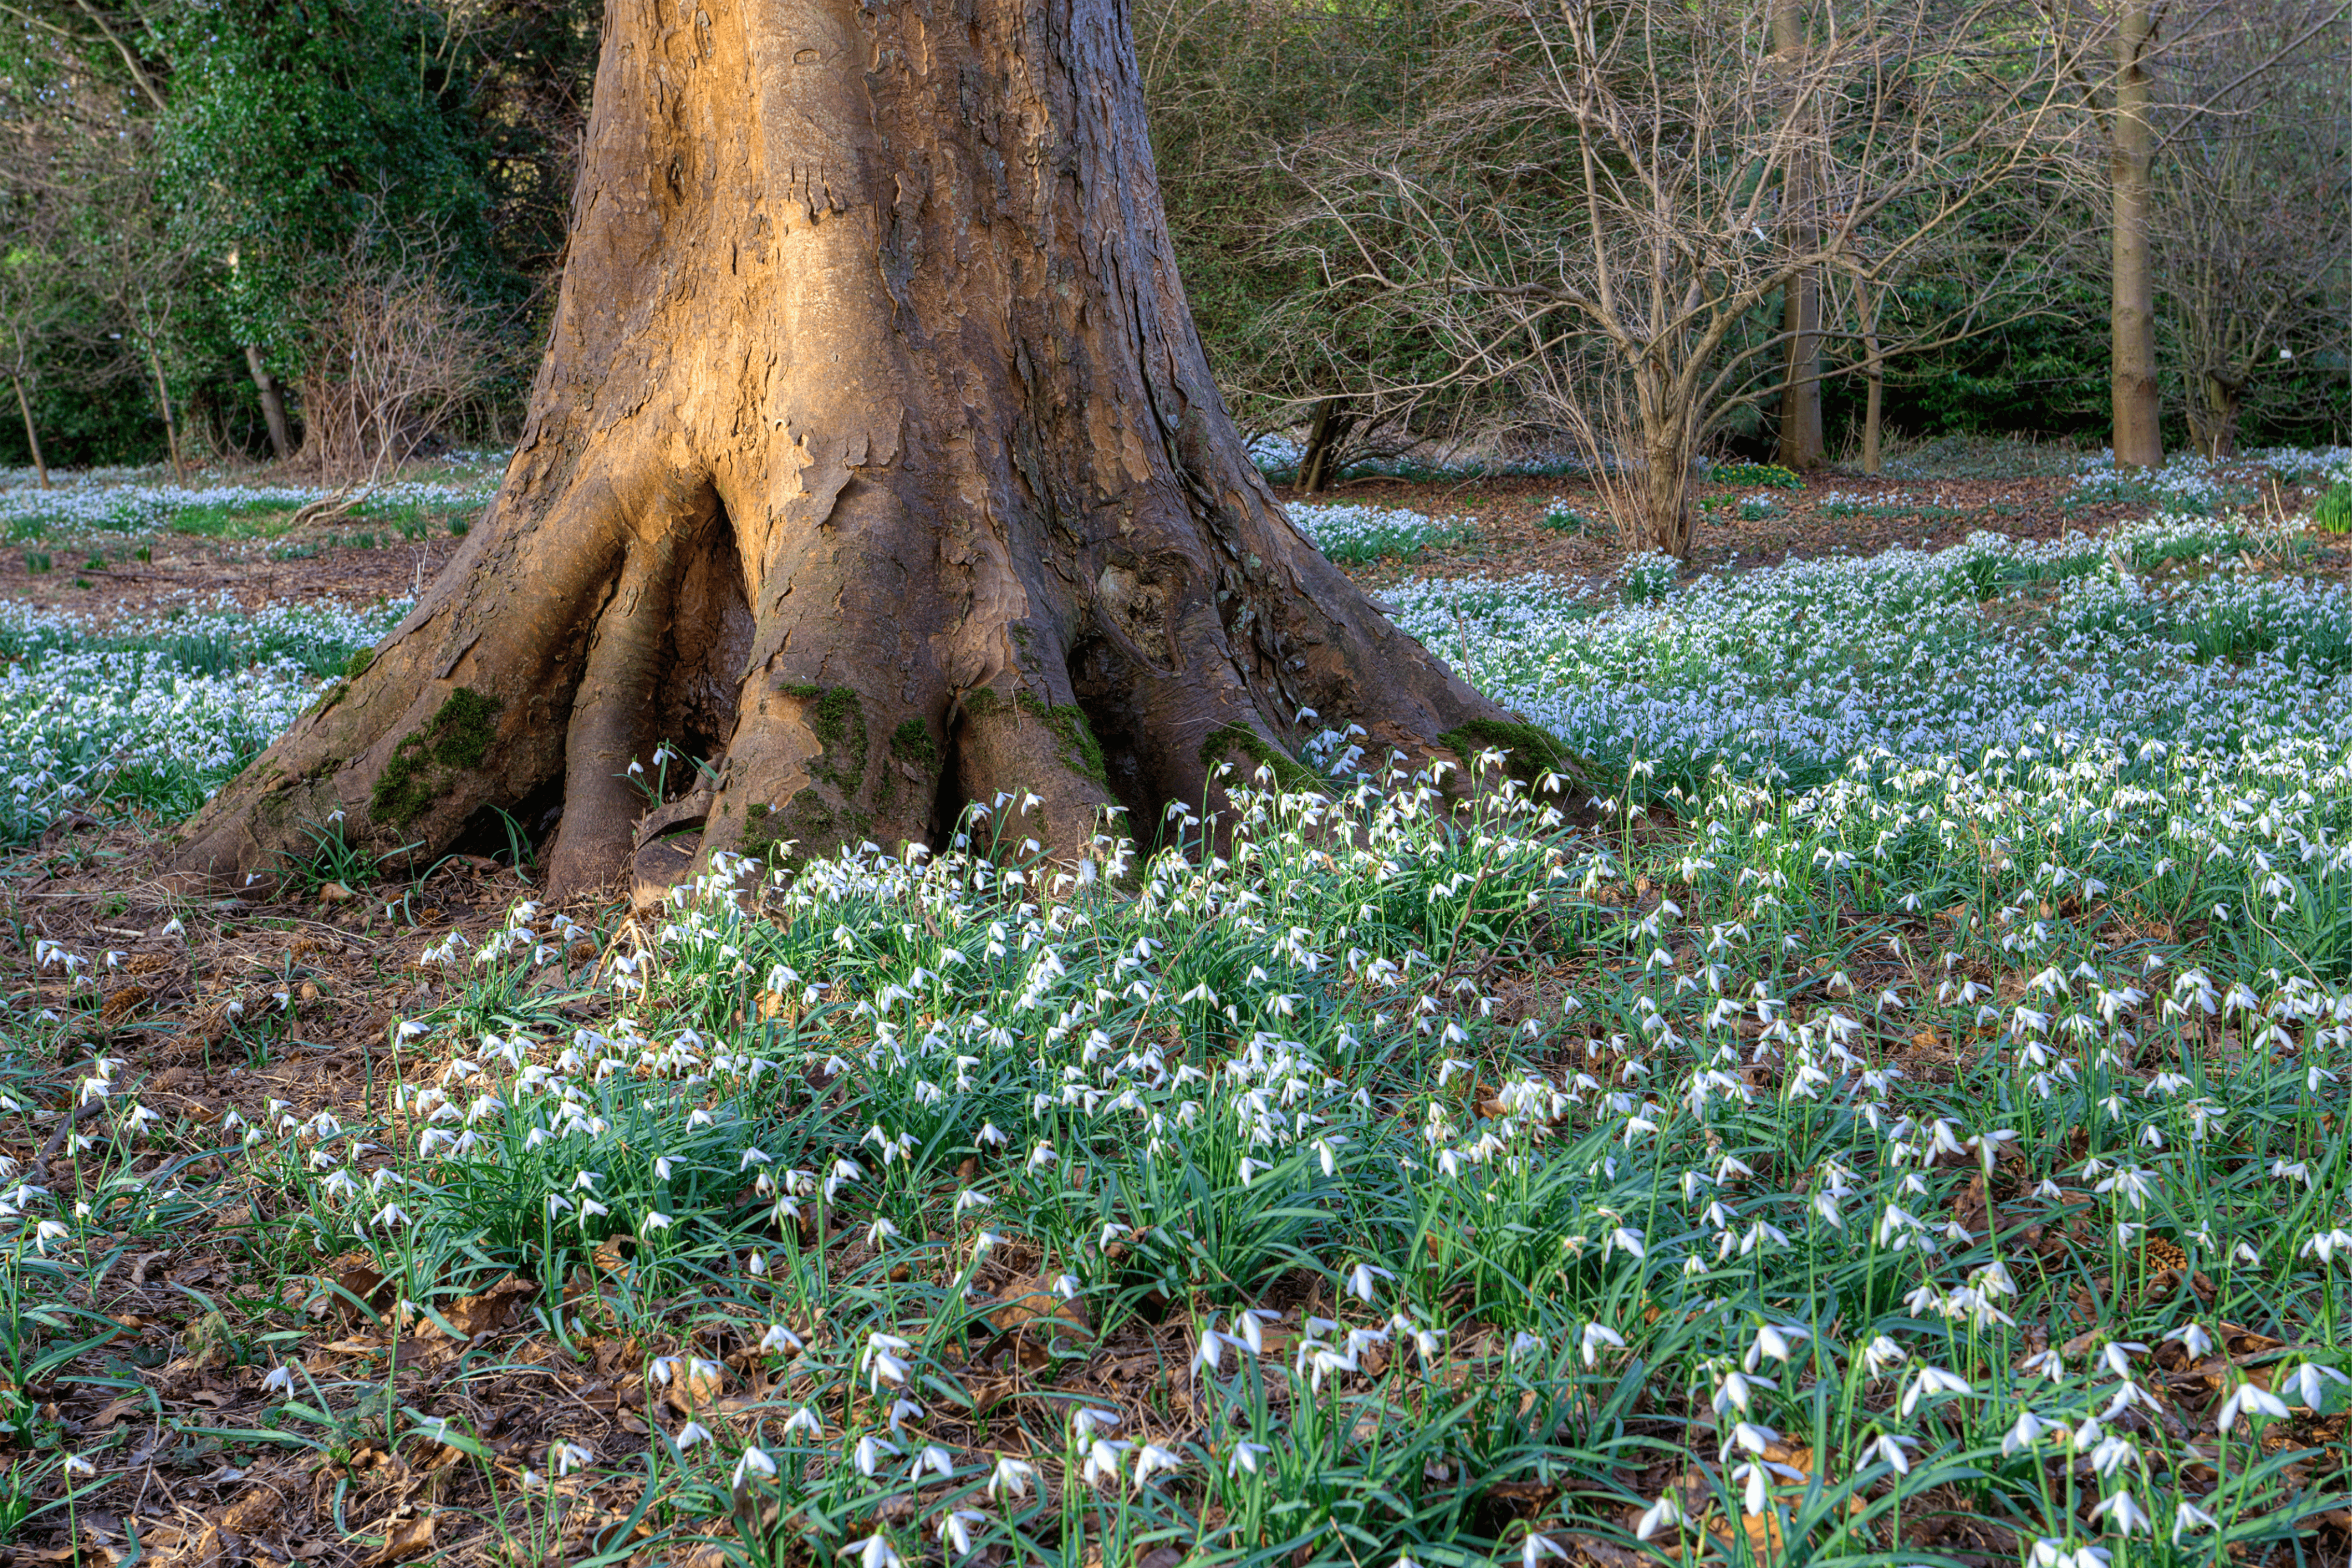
(245, 344), (295, 460)
(169, 0), (1532, 902)
(2109, 0), (2163, 469)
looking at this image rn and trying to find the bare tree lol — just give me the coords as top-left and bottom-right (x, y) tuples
(1294, 0), (2083, 554)
(2152, 0), (2351, 455)
(2038, 0), (2349, 467)
(296, 264), (501, 489)
(0, 216), (79, 486)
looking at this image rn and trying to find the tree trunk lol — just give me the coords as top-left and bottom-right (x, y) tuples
(11, 373), (48, 490)
(168, 0), (1530, 902)
(1857, 276), (1883, 477)
(2184, 370), (2239, 458)
(245, 343), (295, 460)
(1298, 396), (1354, 494)
(1772, 0), (1824, 471)
(2109, 0), (2163, 469)
(145, 347), (187, 484)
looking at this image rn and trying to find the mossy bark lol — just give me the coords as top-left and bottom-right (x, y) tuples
(166, 0), (1528, 902)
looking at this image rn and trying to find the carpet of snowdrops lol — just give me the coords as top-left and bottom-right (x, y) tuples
(4, 450), (2352, 1566)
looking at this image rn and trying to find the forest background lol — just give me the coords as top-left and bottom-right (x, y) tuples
(0, 0), (2344, 499)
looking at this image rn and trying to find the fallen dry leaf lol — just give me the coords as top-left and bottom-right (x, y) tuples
(363, 1509), (437, 1565)
(430, 1273), (534, 1340)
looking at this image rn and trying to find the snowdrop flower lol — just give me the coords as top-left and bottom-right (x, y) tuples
(862, 1332), (913, 1389)
(2088, 1489), (2152, 1536)
(2003, 1410), (2050, 1455)
(1899, 1365), (1971, 1416)
(2280, 1361), (2350, 1410)
(1580, 1322), (1626, 1367)
(2162, 1322), (2215, 1359)
(1133, 1444), (1182, 1486)
(1345, 1262), (1392, 1302)
(554, 1441), (596, 1476)
(855, 1434), (903, 1476)
(61, 1453), (95, 1478)
(673, 1420), (714, 1449)
(2019, 1348), (2066, 1380)
(1522, 1534), (1569, 1567)
(1862, 1433), (1917, 1474)
(783, 1405), (824, 1438)
(936, 1509), (986, 1558)
(838, 1534), (904, 1568)
(2172, 1500), (2221, 1545)
(2218, 1380), (2290, 1431)
(988, 1456), (1037, 1499)
(1227, 1440), (1270, 1476)
(261, 1364), (297, 1396)
(1081, 1438), (1131, 1486)
(1635, 1496), (1688, 1539)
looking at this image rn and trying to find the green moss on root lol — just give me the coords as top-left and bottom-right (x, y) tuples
(1200, 722), (1318, 791)
(342, 646), (375, 680)
(369, 688), (504, 825)
(890, 718), (939, 772)
(1013, 693), (1107, 787)
(1438, 719), (1584, 786)
(742, 802), (783, 860)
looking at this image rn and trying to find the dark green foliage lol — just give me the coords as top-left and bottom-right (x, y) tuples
(154, 0), (513, 380)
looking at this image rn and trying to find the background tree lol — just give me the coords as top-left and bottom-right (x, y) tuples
(2150, 0), (2351, 456)
(1292, 0), (2080, 554)
(2037, 0), (2349, 468)
(152, 0), (519, 465)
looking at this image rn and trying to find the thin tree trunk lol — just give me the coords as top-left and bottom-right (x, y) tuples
(1858, 277), (1884, 476)
(1773, 0), (1824, 471)
(170, 0), (1540, 902)
(11, 373), (48, 489)
(2110, 0), (2163, 468)
(245, 344), (294, 460)
(2186, 371), (2239, 458)
(146, 347), (186, 483)
(1298, 396), (1353, 493)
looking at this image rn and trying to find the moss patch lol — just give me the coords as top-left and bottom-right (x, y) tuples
(1018, 693), (1108, 787)
(889, 717), (939, 772)
(369, 687), (504, 826)
(742, 802), (783, 861)
(342, 646), (376, 681)
(1437, 719), (1584, 786)
(1201, 722), (1318, 791)
(782, 685), (869, 794)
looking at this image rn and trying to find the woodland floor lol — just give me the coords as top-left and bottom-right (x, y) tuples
(2, 445), (2349, 1568)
